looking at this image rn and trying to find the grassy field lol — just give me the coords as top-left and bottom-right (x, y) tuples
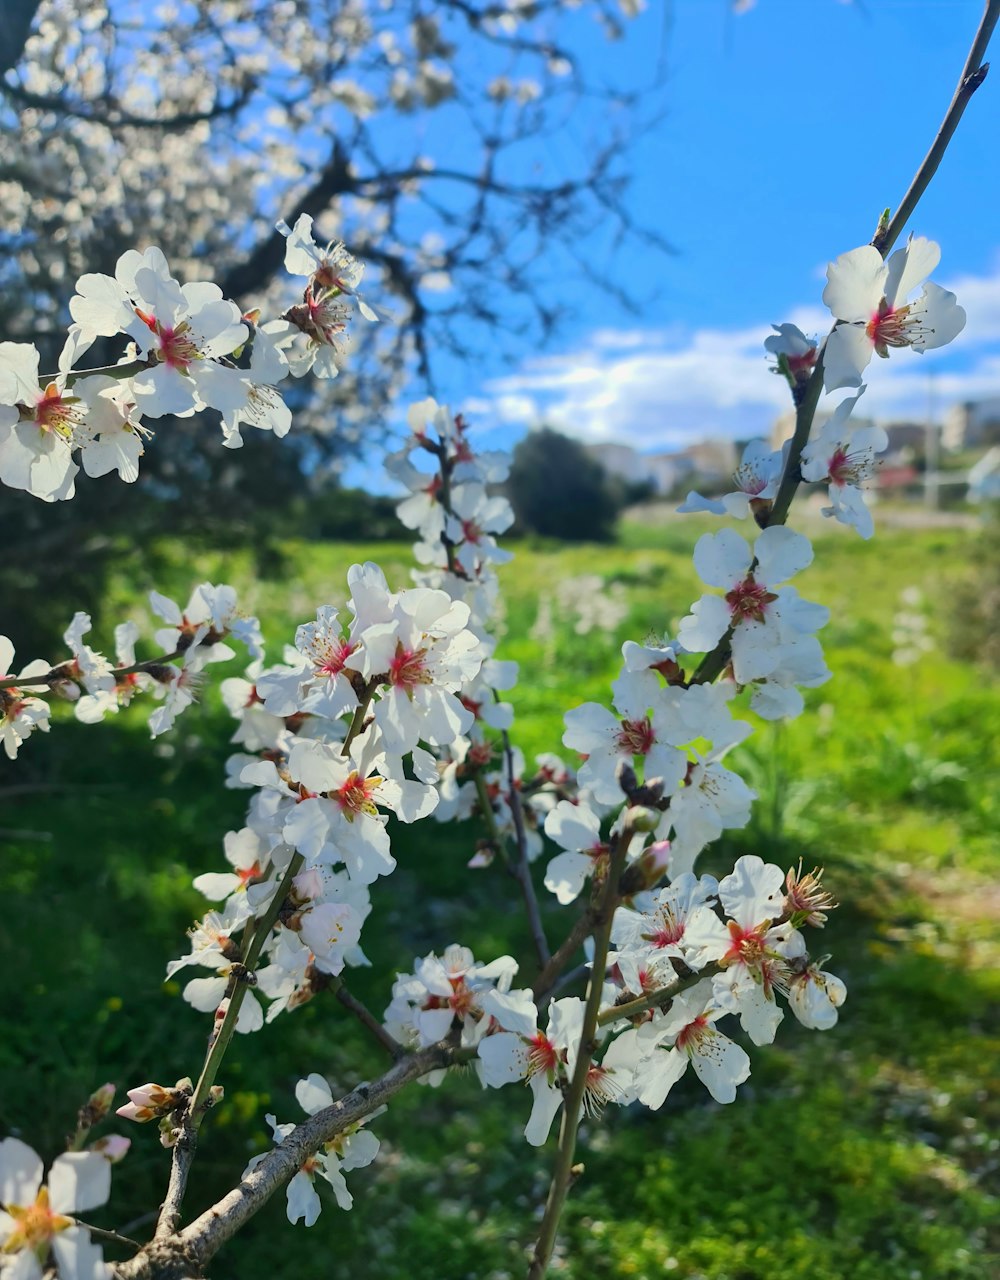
(1, 512), (998, 1280)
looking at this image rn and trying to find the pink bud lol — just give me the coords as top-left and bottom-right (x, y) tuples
(90, 1134), (131, 1163)
(115, 1101), (147, 1122)
(645, 840), (672, 876)
(116, 1082), (182, 1123)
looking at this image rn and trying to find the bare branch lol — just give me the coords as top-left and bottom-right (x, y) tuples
(1, 77), (256, 128)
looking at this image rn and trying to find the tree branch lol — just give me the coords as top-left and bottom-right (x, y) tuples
(501, 728), (551, 969)
(1, 77), (255, 129)
(217, 138), (355, 305)
(874, 0), (998, 257)
(115, 1043), (467, 1278)
(328, 976), (404, 1058)
(527, 827), (632, 1279)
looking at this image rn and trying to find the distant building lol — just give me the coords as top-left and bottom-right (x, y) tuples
(674, 439), (738, 483)
(584, 442), (687, 494)
(882, 422), (930, 458)
(968, 447), (1000, 502)
(943, 398), (1000, 450)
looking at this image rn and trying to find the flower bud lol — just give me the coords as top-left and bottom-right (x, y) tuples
(627, 805), (660, 833)
(116, 1081), (188, 1123)
(619, 838), (671, 898)
(90, 1134), (131, 1163)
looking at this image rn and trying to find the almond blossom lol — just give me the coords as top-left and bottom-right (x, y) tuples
(822, 235), (966, 391)
(74, 375), (149, 483)
(677, 439), (786, 521)
(610, 980), (752, 1107)
(384, 943), (522, 1049)
(764, 322), (819, 386)
(478, 996), (617, 1146)
(244, 1073), (381, 1225)
(677, 525), (826, 685)
(0, 636), (51, 759)
(0, 1137), (111, 1280)
(69, 247), (249, 419)
(542, 798), (612, 905)
(786, 960), (847, 1030)
(0, 342), (79, 501)
(684, 854), (806, 1046)
(800, 388), (887, 539)
(346, 590), (485, 753)
(611, 872), (721, 987)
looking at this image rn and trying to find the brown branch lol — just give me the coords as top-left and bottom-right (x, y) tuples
(531, 908), (595, 1000)
(115, 1043), (466, 1278)
(527, 827), (632, 1280)
(72, 1221), (142, 1254)
(329, 977), (404, 1058)
(0, 648), (183, 692)
(501, 728), (551, 969)
(1, 77), (255, 129)
(874, 0), (998, 257)
(217, 138), (355, 305)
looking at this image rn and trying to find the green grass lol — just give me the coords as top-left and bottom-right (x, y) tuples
(1, 514), (997, 1280)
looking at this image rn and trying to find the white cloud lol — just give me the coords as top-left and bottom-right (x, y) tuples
(475, 260), (1000, 449)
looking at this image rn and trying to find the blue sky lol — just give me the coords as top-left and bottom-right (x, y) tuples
(369, 0), (999, 477)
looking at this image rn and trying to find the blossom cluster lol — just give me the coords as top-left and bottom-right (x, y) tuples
(682, 236), (964, 541)
(0, 216), (374, 502)
(0, 584), (264, 758)
(381, 854), (843, 1149)
(163, 556), (492, 1029)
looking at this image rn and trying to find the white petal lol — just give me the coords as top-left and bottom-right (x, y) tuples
(822, 324), (872, 392)
(0, 1137), (43, 1206)
(677, 595), (730, 654)
(690, 1031), (751, 1104)
(543, 850), (593, 905)
(692, 529), (751, 588)
(753, 525), (812, 585)
(910, 282), (966, 351)
(286, 1170), (322, 1226)
(883, 235), (939, 306)
(50, 1225), (107, 1280)
(823, 245), (885, 322)
(524, 1076), (563, 1147)
(47, 1152), (111, 1214)
(295, 1073), (334, 1116)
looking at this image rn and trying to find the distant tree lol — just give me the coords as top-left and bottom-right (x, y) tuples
(506, 426), (626, 541)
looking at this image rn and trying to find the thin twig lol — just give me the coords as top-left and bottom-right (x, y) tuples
(73, 1221), (142, 1253)
(596, 965), (722, 1029)
(0, 649), (183, 691)
(329, 977), (404, 1058)
(875, 0), (998, 257)
(115, 1043), (473, 1278)
(526, 828), (632, 1280)
(531, 909), (595, 1000)
(502, 728), (551, 968)
(541, 961), (590, 1006)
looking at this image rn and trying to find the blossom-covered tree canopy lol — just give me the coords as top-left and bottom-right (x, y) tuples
(0, 0), (655, 446)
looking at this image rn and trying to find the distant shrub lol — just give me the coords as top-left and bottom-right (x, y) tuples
(506, 426), (637, 541)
